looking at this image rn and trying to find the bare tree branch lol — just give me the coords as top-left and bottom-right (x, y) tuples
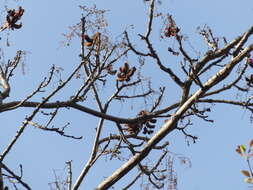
(96, 43), (253, 189)
(1, 162), (31, 190)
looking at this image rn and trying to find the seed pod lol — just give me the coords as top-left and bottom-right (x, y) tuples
(146, 122), (155, 129)
(84, 35), (93, 43)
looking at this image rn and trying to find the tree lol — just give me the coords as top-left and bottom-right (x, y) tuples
(0, 0), (253, 189)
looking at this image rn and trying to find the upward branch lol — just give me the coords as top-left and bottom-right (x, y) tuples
(96, 40), (253, 189)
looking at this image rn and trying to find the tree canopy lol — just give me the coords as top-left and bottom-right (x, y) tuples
(0, 0), (253, 190)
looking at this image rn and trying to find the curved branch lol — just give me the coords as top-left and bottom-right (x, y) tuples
(95, 44), (253, 190)
(0, 100), (176, 124)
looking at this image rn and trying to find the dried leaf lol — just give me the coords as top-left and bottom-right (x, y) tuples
(117, 62), (136, 82)
(244, 177), (253, 184)
(236, 146), (242, 155)
(84, 35), (93, 43)
(249, 139), (253, 148)
(84, 42), (93, 47)
(241, 170), (251, 177)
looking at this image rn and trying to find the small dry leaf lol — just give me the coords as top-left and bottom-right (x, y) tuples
(249, 139), (253, 148)
(84, 42), (93, 47)
(236, 146), (243, 156)
(244, 177), (253, 184)
(236, 145), (248, 158)
(241, 170), (251, 177)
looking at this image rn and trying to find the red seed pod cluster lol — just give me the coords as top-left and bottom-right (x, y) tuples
(164, 15), (180, 38)
(6, 6), (24, 30)
(117, 62), (136, 82)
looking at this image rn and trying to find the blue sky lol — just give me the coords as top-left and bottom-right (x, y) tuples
(1, 0), (253, 189)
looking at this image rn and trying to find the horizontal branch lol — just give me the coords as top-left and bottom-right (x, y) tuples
(198, 98), (253, 108)
(0, 100), (177, 124)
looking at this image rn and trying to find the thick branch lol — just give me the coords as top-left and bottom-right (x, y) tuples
(96, 44), (253, 189)
(0, 100), (164, 124)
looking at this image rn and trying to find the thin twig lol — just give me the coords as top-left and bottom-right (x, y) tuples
(1, 162), (31, 190)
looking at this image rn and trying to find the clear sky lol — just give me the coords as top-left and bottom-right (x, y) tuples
(1, 0), (253, 189)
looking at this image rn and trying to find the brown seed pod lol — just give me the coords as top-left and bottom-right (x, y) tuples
(125, 123), (141, 135)
(84, 42), (93, 47)
(105, 64), (117, 75)
(164, 15), (179, 38)
(126, 67), (136, 78)
(123, 62), (129, 71)
(84, 35), (93, 43)
(149, 119), (157, 123)
(164, 26), (180, 37)
(12, 23), (22, 29)
(146, 122), (155, 129)
(137, 110), (157, 135)
(6, 6), (24, 30)
(117, 62), (136, 82)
